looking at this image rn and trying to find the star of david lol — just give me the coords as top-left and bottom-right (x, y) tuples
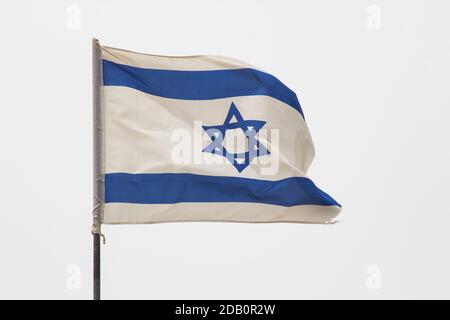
(202, 102), (270, 172)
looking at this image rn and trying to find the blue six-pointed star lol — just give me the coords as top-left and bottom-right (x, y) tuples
(202, 102), (270, 172)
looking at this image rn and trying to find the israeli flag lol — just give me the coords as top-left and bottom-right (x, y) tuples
(96, 44), (341, 224)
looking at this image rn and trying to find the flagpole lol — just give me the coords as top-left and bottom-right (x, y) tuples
(92, 38), (103, 301)
(93, 233), (100, 300)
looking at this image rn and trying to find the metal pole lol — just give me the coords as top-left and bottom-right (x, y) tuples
(92, 38), (103, 301)
(93, 233), (101, 300)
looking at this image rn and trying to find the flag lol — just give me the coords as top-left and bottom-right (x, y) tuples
(94, 43), (341, 224)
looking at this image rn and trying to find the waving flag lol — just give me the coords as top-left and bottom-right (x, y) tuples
(93, 42), (341, 225)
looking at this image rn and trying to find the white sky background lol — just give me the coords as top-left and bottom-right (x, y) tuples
(0, 0), (449, 299)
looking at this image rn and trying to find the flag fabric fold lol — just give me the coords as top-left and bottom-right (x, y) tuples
(97, 44), (341, 224)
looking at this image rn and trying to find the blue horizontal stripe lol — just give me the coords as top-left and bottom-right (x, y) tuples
(105, 173), (340, 207)
(102, 60), (304, 118)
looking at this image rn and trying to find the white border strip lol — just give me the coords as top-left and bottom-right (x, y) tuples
(101, 45), (257, 71)
(104, 202), (341, 224)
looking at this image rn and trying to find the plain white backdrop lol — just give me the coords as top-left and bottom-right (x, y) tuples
(1, 0), (449, 299)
